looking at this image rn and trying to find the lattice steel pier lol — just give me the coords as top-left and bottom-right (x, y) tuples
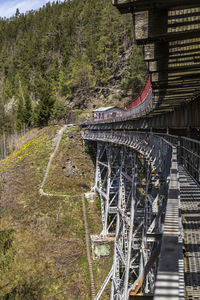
(83, 131), (190, 299)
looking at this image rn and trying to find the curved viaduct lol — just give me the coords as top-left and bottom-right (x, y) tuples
(82, 1), (200, 299)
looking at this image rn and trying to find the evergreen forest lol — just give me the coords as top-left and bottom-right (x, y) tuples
(0, 0), (146, 133)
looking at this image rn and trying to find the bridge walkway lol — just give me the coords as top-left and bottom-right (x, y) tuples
(179, 166), (200, 300)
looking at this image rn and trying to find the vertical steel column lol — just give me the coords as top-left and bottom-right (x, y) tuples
(111, 147), (138, 300)
(94, 142), (107, 234)
(94, 142), (121, 236)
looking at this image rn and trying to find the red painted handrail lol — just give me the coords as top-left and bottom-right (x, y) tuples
(129, 76), (151, 109)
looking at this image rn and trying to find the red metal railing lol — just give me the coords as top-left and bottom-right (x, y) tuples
(90, 75), (152, 124)
(129, 76), (151, 109)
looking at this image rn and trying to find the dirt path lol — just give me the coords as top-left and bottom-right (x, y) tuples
(39, 124), (96, 299)
(39, 124), (73, 197)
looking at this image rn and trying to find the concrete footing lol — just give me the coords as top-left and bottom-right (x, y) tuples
(90, 234), (115, 260)
(84, 192), (96, 202)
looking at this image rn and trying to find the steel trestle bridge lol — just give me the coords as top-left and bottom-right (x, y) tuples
(82, 1), (200, 299)
(83, 131), (200, 300)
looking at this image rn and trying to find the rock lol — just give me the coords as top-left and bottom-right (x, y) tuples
(68, 133), (74, 139)
(63, 159), (78, 177)
(68, 130), (77, 139)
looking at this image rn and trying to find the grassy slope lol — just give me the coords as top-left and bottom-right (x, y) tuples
(0, 125), (112, 299)
(44, 126), (112, 298)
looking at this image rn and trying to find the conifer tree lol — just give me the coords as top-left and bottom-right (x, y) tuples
(16, 96), (25, 130)
(35, 82), (54, 127)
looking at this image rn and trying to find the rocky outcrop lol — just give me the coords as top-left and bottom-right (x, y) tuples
(62, 159), (78, 177)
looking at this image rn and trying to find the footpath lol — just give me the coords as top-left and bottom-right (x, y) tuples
(39, 124), (96, 299)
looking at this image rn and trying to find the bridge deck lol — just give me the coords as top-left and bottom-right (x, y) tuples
(179, 167), (200, 300)
(91, 1), (200, 129)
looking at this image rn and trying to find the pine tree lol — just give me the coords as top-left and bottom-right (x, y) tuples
(15, 8), (20, 18)
(16, 96), (25, 130)
(35, 82), (54, 127)
(24, 89), (32, 127)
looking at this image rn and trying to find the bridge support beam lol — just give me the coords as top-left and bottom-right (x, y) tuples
(94, 143), (122, 236)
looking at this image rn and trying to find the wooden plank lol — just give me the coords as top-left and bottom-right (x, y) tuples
(144, 43), (155, 60)
(113, 0), (200, 13)
(134, 11), (149, 40)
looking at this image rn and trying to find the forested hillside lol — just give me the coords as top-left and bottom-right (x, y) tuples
(0, 0), (146, 133)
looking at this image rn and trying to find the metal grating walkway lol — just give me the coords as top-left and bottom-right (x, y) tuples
(179, 167), (200, 300)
